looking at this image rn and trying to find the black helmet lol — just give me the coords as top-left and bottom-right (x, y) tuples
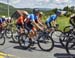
(33, 8), (39, 14)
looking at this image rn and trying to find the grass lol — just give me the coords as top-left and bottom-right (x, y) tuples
(56, 16), (70, 31)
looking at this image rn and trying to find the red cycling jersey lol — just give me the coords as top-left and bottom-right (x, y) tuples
(17, 16), (25, 24)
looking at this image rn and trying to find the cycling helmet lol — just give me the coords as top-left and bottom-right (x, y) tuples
(55, 10), (61, 15)
(39, 12), (43, 15)
(33, 8), (39, 14)
(2, 16), (6, 18)
(23, 11), (29, 16)
(70, 14), (75, 18)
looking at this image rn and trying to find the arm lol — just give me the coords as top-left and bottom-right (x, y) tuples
(37, 19), (46, 28)
(32, 21), (43, 30)
(52, 20), (57, 27)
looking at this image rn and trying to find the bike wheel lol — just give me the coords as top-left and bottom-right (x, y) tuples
(12, 30), (19, 42)
(0, 33), (2, 38)
(64, 26), (70, 32)
(51, 30), (62, 42)
(38, 36), (54, 51)
(66, 36), (75, 55)
(5, 29), (13, 38)
(0, 35), (5, 45)
(18, 34), (32, 49)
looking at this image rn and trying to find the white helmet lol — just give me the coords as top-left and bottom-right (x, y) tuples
(8, 17), (11, 20)
(40, 12), (43, 15)
(70, 14), (75, 18)
(2, 16), (6, 18)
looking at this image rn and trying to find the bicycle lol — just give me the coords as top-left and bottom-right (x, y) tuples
(65, 28), (75, 55)
(5, 23), (19, 42)
(0, 28), (6, 45)
(18, 29), (54, 51)
(50, 25), (69, 48)
(59, 26), (71, 48)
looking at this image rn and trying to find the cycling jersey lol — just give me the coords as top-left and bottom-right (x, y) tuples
(46, 14), (57, 23)
(17, 16), (25, 24)
(0, 18), (5, 24)
(24, 14), (38, 32)
(26, 14), (38, 24)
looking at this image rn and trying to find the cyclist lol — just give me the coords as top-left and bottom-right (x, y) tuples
(35, 11), (45, 30)
(0, 16), (6, 29)
(70, 14), (75, 28)
(12, 10), (28, 34)
(6, 17), (12, 23)
(45, 10), (61, 29)
(24, 9), (44, 42)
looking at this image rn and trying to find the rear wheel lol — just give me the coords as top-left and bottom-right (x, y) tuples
(5, 29), (13, 38)
(51, 30), (62, 42)
(0, 35), (5, 45)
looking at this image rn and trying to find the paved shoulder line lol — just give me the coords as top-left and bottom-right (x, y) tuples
(0, 52), (20, 58)
(0, 55), (4, 58)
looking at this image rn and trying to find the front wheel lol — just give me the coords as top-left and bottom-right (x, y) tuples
(18, 34), (32, 49)
(12, 30), (19, 42)
(38, 36), (54, 51)
(59, 32), (69, 48)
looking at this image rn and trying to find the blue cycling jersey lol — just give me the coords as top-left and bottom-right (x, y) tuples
(46, 14), (57, 23)
(0, 18), (2, 23)
(0, 18), (5, 24)
(28, 14), (38, 22)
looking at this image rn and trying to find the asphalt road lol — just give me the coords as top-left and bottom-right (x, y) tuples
(0, 37), (75, 58)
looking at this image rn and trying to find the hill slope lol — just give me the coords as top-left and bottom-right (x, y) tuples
(0, 3), (16, 17)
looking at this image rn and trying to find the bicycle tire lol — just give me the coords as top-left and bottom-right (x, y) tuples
(63, 26), (70, 32)
(11, 30), (19, 42)
(59, 32), (69, 48)
(66, 33), (75, 55)
(5, 29), (13, 38)
(38, 36), (54, 51)
(18, 34), (32, 49)
(0, 35), (5, 45)
(51, 30), (62, 42)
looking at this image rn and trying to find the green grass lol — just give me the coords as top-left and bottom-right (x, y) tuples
(56, 16), (70, 31)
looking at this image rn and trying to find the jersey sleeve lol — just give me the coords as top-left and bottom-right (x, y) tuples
(31, 14), (35, 21)
(27, 14), (35, 21)
(27, 14), (30, 19)
(52, 15), (57, 21)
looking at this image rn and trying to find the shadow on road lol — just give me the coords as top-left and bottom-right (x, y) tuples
(54, 44), (65, 49)
(13, 46), (50, 52)
(54, 53), (75, 58)
(9, 41), (18, 44)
